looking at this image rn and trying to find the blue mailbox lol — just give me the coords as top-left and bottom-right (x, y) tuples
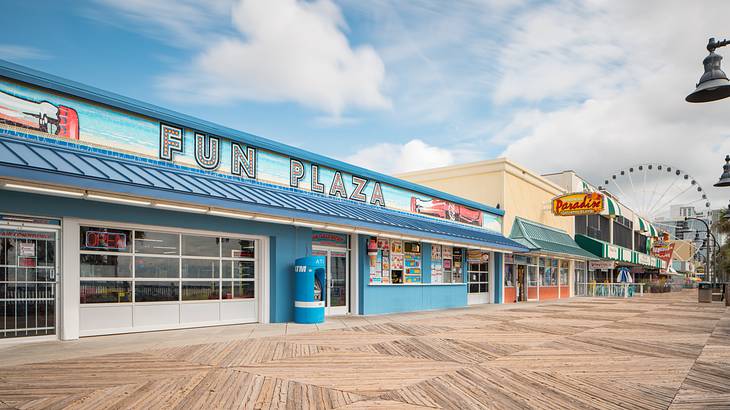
(294, 256), (326, 324)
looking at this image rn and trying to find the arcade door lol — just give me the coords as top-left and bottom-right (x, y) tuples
(312, 247), (349, 315)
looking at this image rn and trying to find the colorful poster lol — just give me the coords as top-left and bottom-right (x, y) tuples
(443, 259), (452, 270)
(442, 246), (452, 259)
(391, 254), (404, 270)
(390, 240), (403, 254)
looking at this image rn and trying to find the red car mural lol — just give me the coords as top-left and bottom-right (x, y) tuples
(0, 91), (79, 139)
(410, 197), (483, 227)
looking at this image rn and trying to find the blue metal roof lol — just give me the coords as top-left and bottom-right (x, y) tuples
(0, 132), (526, 252)
(0, 59), (503, 217)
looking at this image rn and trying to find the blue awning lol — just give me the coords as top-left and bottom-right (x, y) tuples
(0, 132), (527, 252)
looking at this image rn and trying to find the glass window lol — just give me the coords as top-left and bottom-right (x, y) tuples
(232, 281), (255, 299)
(229, 260), (255, 279)
(135, 257), (179, 278)
(528, 266), (538, 287)
(80, 254), (133, 278)
(80, 226), (131, 252)
(182, 235), (220, 257)
(221, 238), (256, 258)
(182, 259), (220, 278)
(182, 281), (220, 301)
(134, 231), (179, 255)
(79, 226), (257, 305)
(560, 260), (569, 286)
(80, 281), (132, 303)
(504, 264), (515, 287)
(135, 281), (179, 302)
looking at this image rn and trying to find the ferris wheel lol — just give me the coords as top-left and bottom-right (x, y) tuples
(598, 163), (711, 225)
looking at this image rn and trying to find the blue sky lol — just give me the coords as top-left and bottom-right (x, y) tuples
(3, 0), (730, 213)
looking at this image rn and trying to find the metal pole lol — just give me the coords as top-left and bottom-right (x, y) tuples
(686, 217), (712, 283)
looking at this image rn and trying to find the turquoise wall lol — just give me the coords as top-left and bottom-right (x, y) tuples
(357, 235), (467, 314)
(494, 252), (503, 303)
(0, 190), (312, 323)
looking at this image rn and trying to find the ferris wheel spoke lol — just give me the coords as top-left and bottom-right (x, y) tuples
(653, 184), (695, 218)
(646, 174), (680, 217)
(645, 169), (660, 218)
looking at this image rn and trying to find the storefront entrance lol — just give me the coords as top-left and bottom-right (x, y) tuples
(1, 219), (59, 341)
(516, 265), (526, 302)
(312, 247), (349, 315)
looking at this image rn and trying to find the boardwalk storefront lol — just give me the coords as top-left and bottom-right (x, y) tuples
(0, 61), (526, 341)
(504, 217), (597, 303)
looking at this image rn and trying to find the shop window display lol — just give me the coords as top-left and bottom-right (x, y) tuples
(79, 226), (256, 303)
(559, 260), (569, 286)
(368, 237), (420, 284)
(430, 245), (461, 284)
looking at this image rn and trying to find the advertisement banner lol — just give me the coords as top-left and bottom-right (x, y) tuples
(0, 79), (501, 232)
(552, 192), (604, 216)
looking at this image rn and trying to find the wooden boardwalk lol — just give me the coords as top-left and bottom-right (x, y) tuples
(0, 290), (728, 409)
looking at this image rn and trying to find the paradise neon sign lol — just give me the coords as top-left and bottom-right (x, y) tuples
(552, 192), (604, 216)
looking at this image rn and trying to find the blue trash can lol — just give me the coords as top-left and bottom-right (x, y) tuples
(293, 256), (326, 324)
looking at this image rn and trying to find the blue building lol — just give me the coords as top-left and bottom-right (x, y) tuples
(0, 60), (526, 341)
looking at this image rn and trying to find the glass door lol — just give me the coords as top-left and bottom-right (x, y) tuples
(328, 250), (348, 315)
(1, 228), (57, 339)
(312, 247), (349, 315)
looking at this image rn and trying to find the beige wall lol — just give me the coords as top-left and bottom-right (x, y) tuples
(397, 159), (574, 235)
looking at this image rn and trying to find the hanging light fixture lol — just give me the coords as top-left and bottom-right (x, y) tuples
(687, 38), (730, 103)
(714, 155), (730, 187)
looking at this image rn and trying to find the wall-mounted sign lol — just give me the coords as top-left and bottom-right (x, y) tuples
(312, 231), (348, 248)
(551, 192), (604, 216)
(0, 79), (502, 232)
(589, 260), (615, 270)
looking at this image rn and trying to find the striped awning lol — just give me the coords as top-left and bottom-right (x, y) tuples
(602, 195), (625, 217)
(636, 216), (658, 237)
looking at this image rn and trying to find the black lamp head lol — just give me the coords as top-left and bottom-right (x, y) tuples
(687, 38), (730, 103)
(714, 155), (730, 187)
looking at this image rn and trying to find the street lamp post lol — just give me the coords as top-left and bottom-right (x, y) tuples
(686, 37), (730, 188)
(686, 216), (713, 283)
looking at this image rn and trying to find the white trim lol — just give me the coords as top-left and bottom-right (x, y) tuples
(295, 301), (325, 308)
(350, 233), (359, 315)
(61, 218), (79, 340)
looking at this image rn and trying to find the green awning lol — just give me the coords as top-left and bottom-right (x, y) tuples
(509, 217), (599, 260)
(636, 216), (658, 237)
(603, 196), (622, 216)
(575, 234), (658, 268)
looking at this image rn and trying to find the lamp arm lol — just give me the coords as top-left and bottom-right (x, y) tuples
(708, 37), (730, 52)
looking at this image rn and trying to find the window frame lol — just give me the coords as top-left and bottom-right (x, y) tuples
(79, 225), (258, 305)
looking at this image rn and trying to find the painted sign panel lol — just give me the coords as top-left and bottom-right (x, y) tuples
(311, 231), (348, 248)
(589, 260), (615, 270)
(0, 79), (501, 232)
(552, 192), (604, 216)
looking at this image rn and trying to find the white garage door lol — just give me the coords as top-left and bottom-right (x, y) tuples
(77, 224), (259, 336)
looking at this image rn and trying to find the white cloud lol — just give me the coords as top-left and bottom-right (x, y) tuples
(89, 0), (234, 48)
(158, 0), (390, 116)
(497, 0), (730, 214)
(0, 45), (47, 61)
(344, 139), (455, 174)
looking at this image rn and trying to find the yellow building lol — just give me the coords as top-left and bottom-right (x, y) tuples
(396, 158), (572, 236)
(397, 159), (597, 303)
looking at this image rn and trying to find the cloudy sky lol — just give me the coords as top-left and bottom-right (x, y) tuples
(3, 0), (730, 211)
